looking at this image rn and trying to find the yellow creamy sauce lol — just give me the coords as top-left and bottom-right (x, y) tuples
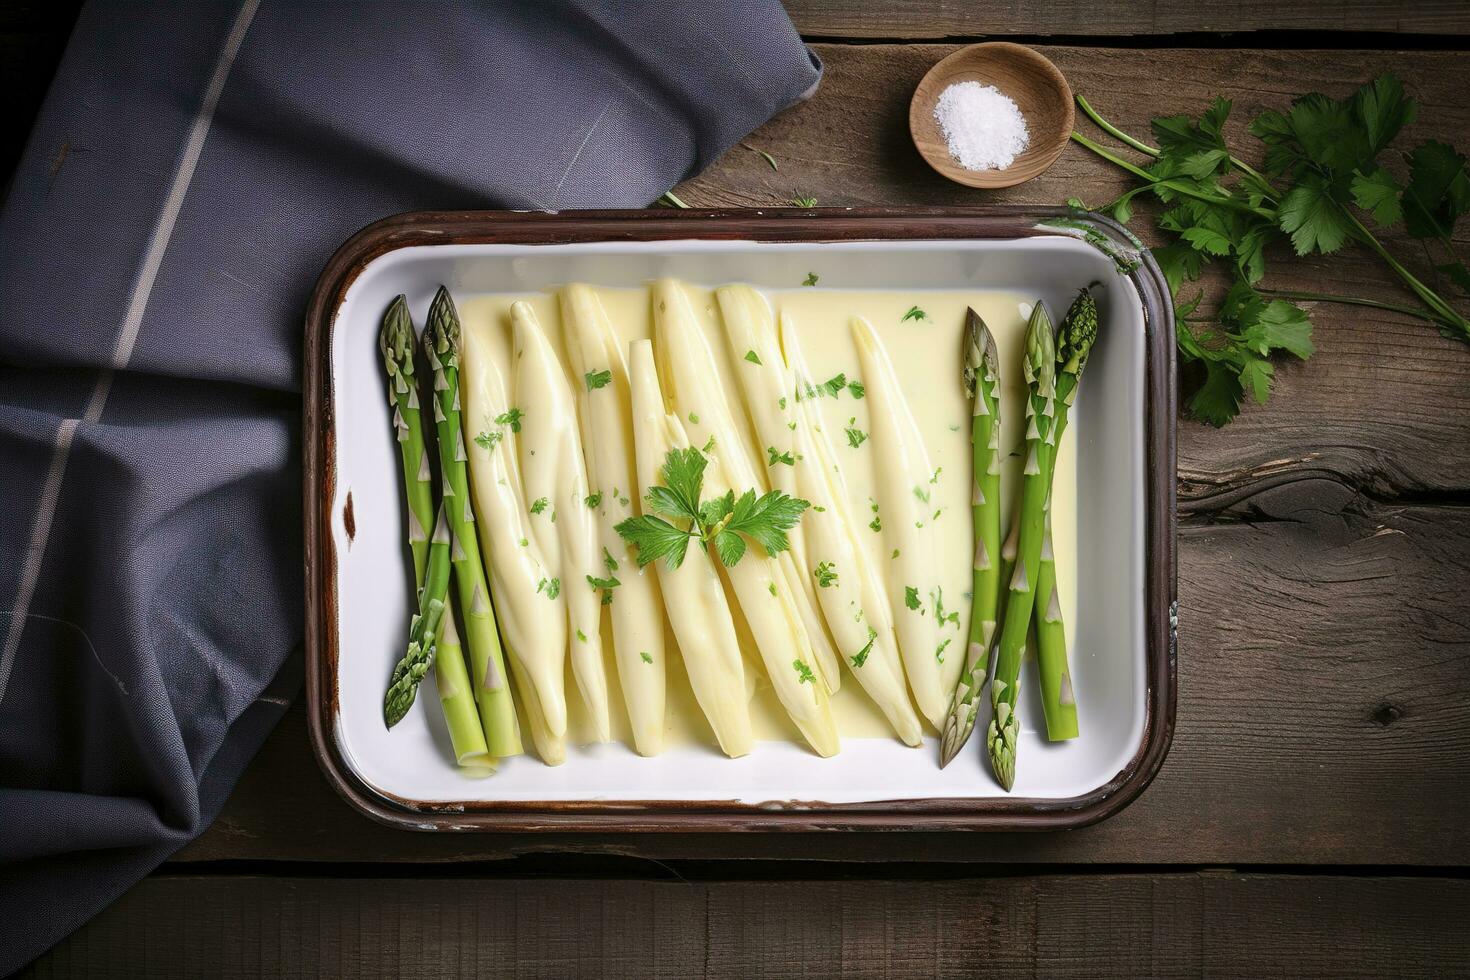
(460, 285), (1076, 751)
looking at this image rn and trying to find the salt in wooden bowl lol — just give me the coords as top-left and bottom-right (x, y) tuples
(910, 43), (1074, 190)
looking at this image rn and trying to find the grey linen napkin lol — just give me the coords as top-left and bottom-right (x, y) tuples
(0, 0), (820, 970)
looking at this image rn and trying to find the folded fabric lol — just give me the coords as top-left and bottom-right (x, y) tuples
(0, 0), (820, 970)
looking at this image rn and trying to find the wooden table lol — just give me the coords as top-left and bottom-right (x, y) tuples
(15, 3), (1470, 977)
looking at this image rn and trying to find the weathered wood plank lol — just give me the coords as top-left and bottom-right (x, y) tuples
(177, 44), (1470, 867)
(23, 873), (1470, 979)
(783, 0), (1470, 37)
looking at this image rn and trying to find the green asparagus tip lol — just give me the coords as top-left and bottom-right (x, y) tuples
(985, 713), (1017, 791)
(425, 285), (461, 356)
(1024, 301), (1058, 395)
(383, 642), (433, 728)
(379, 295), (415, 377)
(1058, 288), (1098, 378)
(962, 307), (1000, 399)
(938, 694), (978, 769)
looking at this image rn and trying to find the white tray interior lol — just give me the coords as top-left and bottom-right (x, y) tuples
(328, 235), (1147, 806)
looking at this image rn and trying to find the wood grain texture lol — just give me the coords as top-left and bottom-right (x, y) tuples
(23, 873), (1470, 979)
(180, 45), (1470, 864)
(783, 0), (1470, 37)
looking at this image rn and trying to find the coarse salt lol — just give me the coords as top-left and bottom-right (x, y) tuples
(933, 81), (1030, 172)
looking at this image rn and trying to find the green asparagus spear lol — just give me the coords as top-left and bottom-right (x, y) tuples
(424, 286), (523, 759)
(383, 504), (451, 727)
(380, 295), (434, 581)
(938, 309), (1002, 768)
(1033, 289), (1097, 742)
(986, 302), (1057, 791)
(380, 300), (490, 764)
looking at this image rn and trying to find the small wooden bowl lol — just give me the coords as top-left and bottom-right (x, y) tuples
(909, 42), (1074, 190)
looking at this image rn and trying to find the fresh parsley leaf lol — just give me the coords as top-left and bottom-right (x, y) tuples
(585, 491), (603, 508)
(546, 578), (560, 599)
(744, 349), (763, 365)
(849, 629), (877, 669)
(792, 658), (817, 684)
(904, 586), (921, 611)
(473, 430), (501, 450)
(640, 651), (654, 664)
(576, 629), (587, 642)
(935, 638), (952, 663)
(820, 372), (847, 397)
(901, 305), (928, 323)
(530, 496), (549, 515)
(645, 447), (706, 522)
(713, 529), (746, 567)
(802, 272), (819, 287)
(766, 446), (795, 466)
(494, 407), (524, 432)
(847, 380), (865, 399)
(614, 515), (693, 569)
(814, 561), (838, 588)
(845, 426), (867, 449)
(603, 547), (618, 573)
(1403, 139), (1470, 240)
(725, 488), (809, 556)
(1278, 174), (1353, 255)
(584, 369), (612, 391)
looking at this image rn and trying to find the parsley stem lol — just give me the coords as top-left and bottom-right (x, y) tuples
(1255, 288), (1449, 326)
(1343, 208), (1468, 334)
(1070, 132), (1272, 218)
(1073, 95), (1281, 204)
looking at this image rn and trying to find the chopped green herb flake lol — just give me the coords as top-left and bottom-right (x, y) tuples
(901, 305), (928, 323)
(845, 426), (868, 448)
(814, 561), (838, 588)
(640, 651), (654, 664)
(744, 349), (763, 365)
(935, 637), (952, 663)
(576, 629), (587, 642)
(768, 582), (778, 597)
(584, 369), (612, 391)
(793, 658), (817, 684)
(603, 547), (619, 573)
(494, 407), (524, 432)
(688, 412), (699, 424)
(891, 549), (900, 559)
(802, 272), (819, 287)
(820, 373), (847, 398)
(530, 496), (549, 515)
(850, 629), (878, 669)
(519, 537), (529, 547)
(914, 485), (931, 504)
(904, 586), (922, 611)
(585, 491), (603, 508)
(778, 396), (787, 410)
(847, 380), (865, 399)
(869, 515), (882, 532)
(766, 446), (796, 466)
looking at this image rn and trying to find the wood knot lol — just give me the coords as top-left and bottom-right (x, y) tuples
(1370, 701), (1403, 727)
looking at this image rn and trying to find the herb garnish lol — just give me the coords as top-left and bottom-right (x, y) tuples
(744, 349), (763, 365)
(792, 658), (817, 684)
(904, 586), (922, 611)
(584, 369), (612, 391)
(474, 430), (501, 450)
(802, 272), (819, 287)
(615, 447), (810, 570)
(586, 573), (620, 605)
(814, 561), (838, 588)
(766, 446), (796, 466)
(530, 497), (549, 515)
(850, 629), (877, 669)
(845, 426), (868, 448)
(901, 305), (928, 323)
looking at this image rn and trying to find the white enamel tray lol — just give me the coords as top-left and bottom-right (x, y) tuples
(304, 208), (1177, 831)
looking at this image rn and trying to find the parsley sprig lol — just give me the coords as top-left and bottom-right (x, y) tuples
(615, 448), (810, 570)
(1070, 74), (1469, 425)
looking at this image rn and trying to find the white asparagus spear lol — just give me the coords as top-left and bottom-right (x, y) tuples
(646, 289), (841, 757)
(780, 315), (925, 746)
(627, 342), (754, 758)
(851, 315), (952, 729)
(557, 284), (666, 755)
(510, 301), (611, 743)
(652, 279), (840, 693)
(460, 315), (567, 764)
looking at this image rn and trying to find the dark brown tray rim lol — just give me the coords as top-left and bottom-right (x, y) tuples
(303, 206), (1178, 833)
